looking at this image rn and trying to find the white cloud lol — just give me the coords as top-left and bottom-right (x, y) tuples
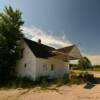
(21, 26), (72, 48)
(21, 26), (100, 65)
(70, 55), (100, 65)
(87, 55), (100, 65)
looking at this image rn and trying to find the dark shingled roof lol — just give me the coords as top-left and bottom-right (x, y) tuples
(24, 38), (55, 58)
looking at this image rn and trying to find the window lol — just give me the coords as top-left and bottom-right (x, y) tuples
(20, 48), (24, 58)
(43, 64), (47, 71)
(51, 64), (54, 71)
(24, 63), (27, 68)
(19, 48), (24, 58)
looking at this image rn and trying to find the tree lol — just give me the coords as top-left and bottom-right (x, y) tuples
(0, 6), (24, 81)
(78, 57), (92, 70)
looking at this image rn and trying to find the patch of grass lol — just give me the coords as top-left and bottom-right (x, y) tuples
(70, 77), (84, 85)
(93, 68), (100, 71)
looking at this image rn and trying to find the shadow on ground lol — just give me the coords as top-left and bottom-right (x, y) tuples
(84, 83), (95, 89)
(94, 77), (100, 84)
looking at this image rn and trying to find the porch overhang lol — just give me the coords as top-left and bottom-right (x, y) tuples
(52, 45), (82, 61)
(52, 51), (82, 60)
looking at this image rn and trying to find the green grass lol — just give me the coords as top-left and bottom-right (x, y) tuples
(93, 68), (100, 71)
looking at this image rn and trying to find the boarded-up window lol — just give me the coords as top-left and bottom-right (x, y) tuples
(24, 63), (27, 68)
(51, 64), (54, 71)
(43, 64), (47, 71)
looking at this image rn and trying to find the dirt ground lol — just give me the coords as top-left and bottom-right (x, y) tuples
(0, 84), (100, 100)
(0, 71), (100, 100)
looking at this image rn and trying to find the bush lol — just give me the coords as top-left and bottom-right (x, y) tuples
(63, 73), (70, 84)
(70, 77), (84, 84)
(84, 73), (95, 83)
(0, 76), (35, 89)
(68, 71), (84, 84)
(79, 72), (95, 83)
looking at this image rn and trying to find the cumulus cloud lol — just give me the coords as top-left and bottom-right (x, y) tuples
(21, 26), (72, 48)
(87, 55), (100, 65)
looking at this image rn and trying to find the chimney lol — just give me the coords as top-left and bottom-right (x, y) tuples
(38, 39), (41, 44)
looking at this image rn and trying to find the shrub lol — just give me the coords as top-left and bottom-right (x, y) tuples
(70, 77), (84, 84)
(3, 76), (34, 89)
(78, 72), (95, 83)
(84, 73), (95, 83)
(68, 71), (83, 84)
(63, 73), (70, 84)
(36, 76), (49, 83)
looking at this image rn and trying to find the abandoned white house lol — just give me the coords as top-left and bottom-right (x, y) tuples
(16, 38), (82, 80)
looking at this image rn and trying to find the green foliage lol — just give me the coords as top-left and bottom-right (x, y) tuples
(78, 72), (95, 83)
(0, 6), (24, 81)
(70, 77), (84, 85)
(0, 76), (34, 89)
(78, 57), (92, 70)
(83, 73), (95, 83)
(68, 71), (84, 84)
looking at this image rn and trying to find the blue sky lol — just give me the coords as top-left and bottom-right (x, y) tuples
(0, 0), (100, 63)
